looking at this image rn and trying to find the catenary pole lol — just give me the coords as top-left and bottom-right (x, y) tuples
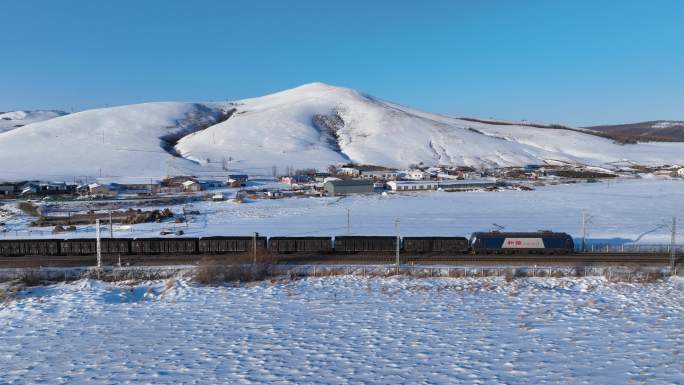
(253, 232), (257, 265)
(581, 209), (587, 252)
(347, 208), (350, 235)
(671, 217), (677, 273)
(395, 218), (400, 267)
(96, 219), (102, 277)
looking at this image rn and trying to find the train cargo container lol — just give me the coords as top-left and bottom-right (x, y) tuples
(131, 238), (198, 254)
(267, 237), (333, 254)
(60, 238), (131, 255)
(334, 236), (397, 253)
(0, 239), (61, 257)
(198, 236), (267, 254)
(403, 236), (469, 254)
(470, 231), (574, 254)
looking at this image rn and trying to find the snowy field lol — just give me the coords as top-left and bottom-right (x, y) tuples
(4, 177), (682, 244)
(1, 276), (682, 384)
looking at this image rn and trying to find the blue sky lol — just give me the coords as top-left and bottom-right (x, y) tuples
(1, 0), (682, 126)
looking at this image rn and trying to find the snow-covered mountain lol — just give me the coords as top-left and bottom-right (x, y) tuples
(0, 110), (67, 134)
(177, 83), (684, 171)
(0, 103), (229, 180)
(0, 83), (682, 181)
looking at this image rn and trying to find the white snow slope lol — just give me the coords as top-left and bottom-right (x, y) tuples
(1, 276), (682, 384)
(0, 103), (228, 180)
(1, 83), (683, 180)
(176, 83), (684, 171)
(0, 110), (66, 134)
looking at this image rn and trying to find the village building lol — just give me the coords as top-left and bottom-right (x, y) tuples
(227, 178), (242, 187)
(107, 178), (161, 194)
(0, 184), (14, 196)
(404, 170), (430, 180)
(162, 175), (198, 187)
(182, 180), (201, 192)
(387, 178), (498, 192)
(0, 181), (24, 197)
(280, 175), (311, 184)
(437, 178), (499, 190)
(228, 174), (249, 183)
(267, 190), (283, 199)
(359, 170), (398, 180)
(436, 172), (460, 180)
(314, 172), (331, 182)
(324, 180), (374, 196)
(86, 183), (117, 198)
(199, 180), (224, 189)
(338, 167), (360, 177)
(677, 168), (684, 177)
(387, 180), (438, 191)
(19, 181), (76, 196)
(425, 167), (444, 175)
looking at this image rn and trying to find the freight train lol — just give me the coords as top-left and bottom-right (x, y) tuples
(0, 231), (574, 258)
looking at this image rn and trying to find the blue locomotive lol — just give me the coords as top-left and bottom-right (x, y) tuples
(470, 231), (574, 254)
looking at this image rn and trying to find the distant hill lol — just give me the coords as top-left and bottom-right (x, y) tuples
(585, 121), (684, 143)
(0, 84), (683, 180)
(0, 110), (67, 134)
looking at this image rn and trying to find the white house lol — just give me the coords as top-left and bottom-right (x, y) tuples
(182, 180), (201, 192)
(437, 178), (498, 190)
(387, 180), (438, 191)
(87, 183), (117, 197)
(387, 178), (498, 192)
(322, 176), (341, 183)
(359, 170), (398, 180)
(404, 170), (430, 180)
(338, 167), (360, 177)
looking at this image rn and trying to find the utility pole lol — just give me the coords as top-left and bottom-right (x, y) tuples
(109, 210), (113, 239)
(96, 219), (102, 278)
(670, 217), (677, 273)
(347, 208), (351, 235)
(581, 209), (588, 252)
(395, 218), (400, 267)
(253, 232), (258, 265)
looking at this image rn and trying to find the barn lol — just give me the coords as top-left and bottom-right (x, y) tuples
(324, 180), (374, 196)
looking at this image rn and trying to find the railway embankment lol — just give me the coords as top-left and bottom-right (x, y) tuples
(0, 263), (681, 285)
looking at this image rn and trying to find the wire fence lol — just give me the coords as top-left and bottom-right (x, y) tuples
(576, 243), (684, 253)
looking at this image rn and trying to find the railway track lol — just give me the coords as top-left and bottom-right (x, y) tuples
(0, 252), (680, 268)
